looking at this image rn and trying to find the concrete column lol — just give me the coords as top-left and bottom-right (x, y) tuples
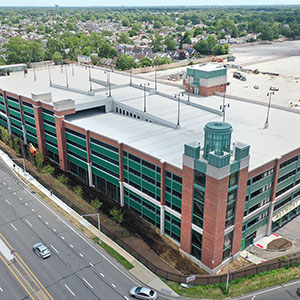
(22, 124), (27, 145)
(87, 162), (93, 187)
(266, 201), (275, 235)
(119, 181), (124, 207)
(7, 118), (11, 134)
(160, 205), (165, 235)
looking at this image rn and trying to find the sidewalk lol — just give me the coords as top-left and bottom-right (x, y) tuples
(0, 150), (178, 297)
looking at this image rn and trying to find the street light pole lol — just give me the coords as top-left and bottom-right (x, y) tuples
(12, 158), (26, 174)
(105, 69), (112, 97)
(221, 82), (231, 122)
(226, 252), (233, 292)
(81, 213), (101, 243)
(175, 93), (183, 127)
(89, 66), (92, 91)
(140, 83), (149, 113)
(264, 91), (274, 129)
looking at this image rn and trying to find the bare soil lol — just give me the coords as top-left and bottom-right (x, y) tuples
(267, 238), (293, 251)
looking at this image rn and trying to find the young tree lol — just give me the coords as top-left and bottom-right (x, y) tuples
(110, 207), (124, 225)
(52, 52), (63, 65)
(116, 55), (136, 70)
(139, 57), (152, 67)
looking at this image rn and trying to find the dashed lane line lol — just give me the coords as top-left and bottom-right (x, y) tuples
(82, 277), (93, 289)
(65, 284), (75, 297)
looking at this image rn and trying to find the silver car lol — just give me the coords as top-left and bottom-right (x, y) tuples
(33, 243), (51, 259)
(129, 286), (157, 300)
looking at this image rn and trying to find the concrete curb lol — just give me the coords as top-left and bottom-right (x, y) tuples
(0, 149), (178, 297)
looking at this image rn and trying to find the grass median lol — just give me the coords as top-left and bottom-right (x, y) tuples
(163, 264), (300, 299)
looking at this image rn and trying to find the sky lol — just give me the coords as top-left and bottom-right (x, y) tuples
(1, 0), (300, 6)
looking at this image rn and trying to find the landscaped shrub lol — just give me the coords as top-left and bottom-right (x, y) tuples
(42, 164), (55, 175)
(74, 185), (83, 197)
(57, 174), (69, 184)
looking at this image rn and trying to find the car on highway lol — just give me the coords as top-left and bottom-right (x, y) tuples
(33, 243), (51, 259)
(297, 286), (300, 295)
(129, 286), (157, 300)
(253, 85), (259, 89)
(270, 86), (279, 91)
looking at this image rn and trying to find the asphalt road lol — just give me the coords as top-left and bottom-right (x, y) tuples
(235, 279), (300, 300)
(0, 161), (143, 300)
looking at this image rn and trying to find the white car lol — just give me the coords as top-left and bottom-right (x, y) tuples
(129, 286), (157, 300)
(33, 243), (51, 259)
(253, 85), (259, 89)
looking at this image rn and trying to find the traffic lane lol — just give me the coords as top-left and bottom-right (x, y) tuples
(236, 280), (300, 300)
(76, 267), (130, 300)
(0, 218), (72, 288)
(48, 274), (101, 300)
(0, 257), (29, 300)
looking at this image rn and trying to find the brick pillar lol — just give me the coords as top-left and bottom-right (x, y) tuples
(33, 105), (46, 156)
(3, 91), (11, 134)
(232, 166), (249, 254)
(267, 159), (280, 235)
(18, 96), (27, 144)
(54, 115), (67, 171)
(201, 174), (229, 269)
(180, 164), (194, 254)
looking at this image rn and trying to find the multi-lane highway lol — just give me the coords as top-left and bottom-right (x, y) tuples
(0, 160), (152, 300)
(1, 158), (300, 300)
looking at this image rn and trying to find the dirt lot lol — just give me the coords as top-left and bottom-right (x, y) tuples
(227, 40), (300, 108)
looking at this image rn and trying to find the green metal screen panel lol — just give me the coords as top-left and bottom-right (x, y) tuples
(66, 143), (87, 160)
(44, 133), (58, 145)
(25, 124), (37, 136)
(8, 109), (21, 119)
(22, 105), (34, 115)
(7, 100), (20, 110)
(11, 125), (23, 137)
(46, 143), (59, 154)
(92, 166), (119, 186)
(67, 154), (88, 170)
(43, 123), (57, 134)
(42, 112), (55, 124)
(65, 132), (87, 148)
(91, 154), (119, 175)
(90, 142), (119, 161)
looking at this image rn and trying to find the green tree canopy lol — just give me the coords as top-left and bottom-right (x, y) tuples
(116, 54), (136, 70)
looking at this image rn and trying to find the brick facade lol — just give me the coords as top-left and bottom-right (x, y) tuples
(202, 175), (229, 269)
(180, 164), (194, 253)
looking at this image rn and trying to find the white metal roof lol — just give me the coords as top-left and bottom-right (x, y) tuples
(1, 65), (300, 171)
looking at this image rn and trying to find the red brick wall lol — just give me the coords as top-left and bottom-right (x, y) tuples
(55, 116), (67, 171)
(33, 106), (46, 156)
(202, 175), (229, 269)
(180, 164), (194, 253)
(232, 166), (249, 254)
(199, 84), (226, 97)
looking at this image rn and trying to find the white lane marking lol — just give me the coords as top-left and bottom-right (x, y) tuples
(82, 277), (93, 289)
(19, 197), (22, 200)
(38, 215), (41, 218)
(8, 187), (11, 190)
(100, 273), (104, 278)
(13, 192), (16, 195)
(89, 262), (94, 267)
(64, 284), (75, 297)
(10, 223), (17, 231)
(237, 286), (282, 299)
(61, 236), (65, 240)
(124, 297), (129, 300)
(0, 286), (3, 292)
(25, 203), (28, 206)
(53, 228), (56, 232)
(31, 208), (35, 212)
(25, 219), (32, 227)
(70, 244), (74, 248)
(50, 245), (59, 254)
(45, 221), (48, 225)
(283, 279), (300, 287)
(20, 184), (141, 287)
(3, 182), (6, 185)
(5, 199), (11, 205)
(112, 283), (116, 288)
(79, 253), (83, 257)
